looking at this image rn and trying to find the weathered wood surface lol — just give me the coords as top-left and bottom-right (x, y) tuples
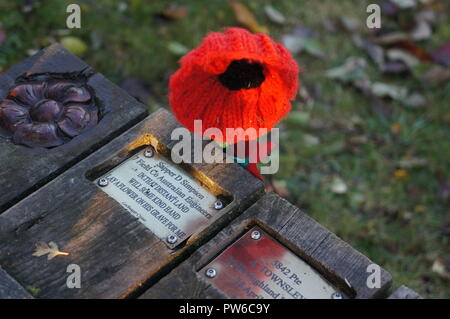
(0, 268), (33, 299)
(0, 109), (264, 298)
(140, 193), (392, 299)
(0, 44), (148, 213)
(388, 285), (423, 299)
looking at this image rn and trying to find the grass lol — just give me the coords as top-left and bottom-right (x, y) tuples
(1, 0), (449, 298)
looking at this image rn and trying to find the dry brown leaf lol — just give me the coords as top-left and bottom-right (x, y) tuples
(271, 180), (291, 197)
(32, 241), (69, 260)
(432, 259), (450, 280)
(229, 1), (268, 34)
(390, 122), (402, 135)
(162, 4), (189, 20)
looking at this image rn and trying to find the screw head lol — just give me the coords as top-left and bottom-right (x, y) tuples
(214, 200), (224, 210)
(331, 292), (343, 299)
(251, 230), (261, 240)
(97, 178), (109, 187)
(166, 235), (177, 244)
(144, 148), (154, 158)
(205, 268), (217, 278)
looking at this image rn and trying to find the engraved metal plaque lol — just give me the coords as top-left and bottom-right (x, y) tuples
(201, 227), (343, 299)
(95, 147), (221, 248)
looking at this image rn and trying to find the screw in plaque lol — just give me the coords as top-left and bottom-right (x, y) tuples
(214, 199), (224, 210)
(166, 234), (178, 244)
(331, 292), (343, 299)
(205, 268), (217, 278)
(97, 178), (109, 187)
(144, 147), (154, 158)
(250, 230), (261, 240)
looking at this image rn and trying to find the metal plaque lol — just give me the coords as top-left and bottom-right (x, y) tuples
(95, 147), (221, 248)
(201, 227), (343, 299)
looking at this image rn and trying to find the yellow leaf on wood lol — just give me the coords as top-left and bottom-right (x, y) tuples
(32, 241), (69, 260)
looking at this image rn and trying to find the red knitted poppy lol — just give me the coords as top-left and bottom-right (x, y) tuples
(169, 27), (299, 144)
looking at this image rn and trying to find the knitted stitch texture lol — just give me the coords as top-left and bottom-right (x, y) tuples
(169, 27), (299, 144)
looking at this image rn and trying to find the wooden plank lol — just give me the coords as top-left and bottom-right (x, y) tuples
(140, 193), (392, 299)
(388, 285), (423, 299)
(0, 44), (148, 213)
(0, 268), (33, 299)
(0, 109), (264, 298)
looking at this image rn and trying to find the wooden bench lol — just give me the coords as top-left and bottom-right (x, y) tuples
(0, 45), (422, 299)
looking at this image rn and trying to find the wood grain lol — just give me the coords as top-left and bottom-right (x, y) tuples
(141, 193), (392, 299)
(0, 109), (263, 298)
(0, 268), (33, 299)
(0, 44), (148, 213)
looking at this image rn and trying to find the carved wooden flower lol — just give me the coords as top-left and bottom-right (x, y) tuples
(0, 79), (99, 148)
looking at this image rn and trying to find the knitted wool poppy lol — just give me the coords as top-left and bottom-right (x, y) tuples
(169, 27), (299, 144)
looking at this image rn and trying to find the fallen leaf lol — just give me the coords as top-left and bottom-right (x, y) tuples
(420, 65), (450, 86)
(339, 15), (361, 33)
(394, 40), (433, 62)
(301, 38), (325, 58)
(349, 135), (368, 145)
(292, 24), (317, 38)
(90, 32), (103, 51)
(390, 122), (402, 135)
(26, 286), (40, 297)
(330, 176), (348, 194)
(325, 57), (368, 82)
(414, 204), (427, 213)
(281, 35), (324, 58)
(386, 49), (420, 68)
(402, 92), (426, 108)
(371, 82), (425, 108)
(271, 180), (291, 197)
(60, 36), (88, 56)
(117, 2), (128, 12)
(410, 17), (432, 41)
(167, 41), (189, 56)
(431, 259), (450, 280)
(390, 0), (417, 8)
(373, 32), (410, 45)
(21, 0), (33, 13)
(264, 5), (286, 24)
(303, 133), (320, 146)
(431, 43), (450, 68)
(323, 19), (338, 33)
(130, 0), (141, 10)
(371, 82), (408, 100)
(383, 61), (409, 74)
(398, 157), (428, 168)
(281, 35), (303, 54)
(286, 111), (310, 126)
(438, 180), (450, 202)
(32, 241), (69, 260)
(0, 23), (6, 46)
(229, 1), (268, 34)
(352, 35), (385, 69)
(161, 4), (189, 20)
(380, 0), (401, 16)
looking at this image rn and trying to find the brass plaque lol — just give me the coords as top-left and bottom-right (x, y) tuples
(201, 227), (343, 299)
(95, 147), (221, 248)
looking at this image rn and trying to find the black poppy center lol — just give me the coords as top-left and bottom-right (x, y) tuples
(218, 59), (265, 90)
